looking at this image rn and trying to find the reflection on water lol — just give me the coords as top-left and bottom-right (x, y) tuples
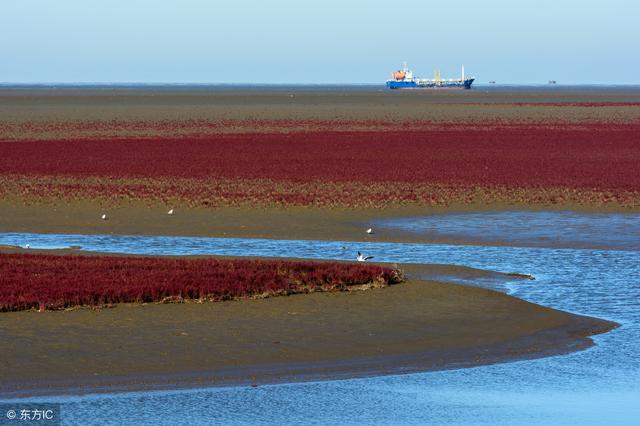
(378, 210), (640, 250)
(1, 211), (639, 425)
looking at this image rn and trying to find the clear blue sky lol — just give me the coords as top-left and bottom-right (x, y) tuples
(2, 0), (638, 84)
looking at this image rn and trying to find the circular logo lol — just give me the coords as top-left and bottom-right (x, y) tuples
(6, 409), (16, 420)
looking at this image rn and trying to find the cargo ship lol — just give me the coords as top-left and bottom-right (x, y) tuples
(386, 63), (474, 90)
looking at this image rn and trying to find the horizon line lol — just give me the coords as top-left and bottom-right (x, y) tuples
(1, 82), (639, 87)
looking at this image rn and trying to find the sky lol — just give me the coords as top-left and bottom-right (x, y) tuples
(1, 0), (639, 84)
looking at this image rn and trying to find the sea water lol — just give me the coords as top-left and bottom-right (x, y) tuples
(377, 210), (640, 251)
(0, 211), (638, 425)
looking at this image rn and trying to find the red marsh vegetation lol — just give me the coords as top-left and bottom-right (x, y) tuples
(1, 124), (639, 207)
(0, 253), (402, 312)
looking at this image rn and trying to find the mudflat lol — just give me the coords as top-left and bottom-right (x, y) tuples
(0, 263), (616, 397)
(0, 200), (637, 247)
(2, 88), (640, 137)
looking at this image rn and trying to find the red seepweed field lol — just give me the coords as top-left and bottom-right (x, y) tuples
(1, 121), (639, 207)
(0, 253), (402, 312)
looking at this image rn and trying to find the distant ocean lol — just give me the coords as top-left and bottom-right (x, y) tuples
(1, 83), (640, 92)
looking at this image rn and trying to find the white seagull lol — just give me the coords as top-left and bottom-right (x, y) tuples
(357, 251), (374, 262)
(366, 228), (374, 234)
(101, 213), (107, 220)
(168, 208), (174, 215)
(24, 244), (30, 249)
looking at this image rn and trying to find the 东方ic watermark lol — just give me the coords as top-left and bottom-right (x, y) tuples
(1, 404), (60, 425)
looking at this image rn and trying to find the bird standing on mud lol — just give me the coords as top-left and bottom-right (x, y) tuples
(101, 214), (107, 220)
(366, 228), (374, 234)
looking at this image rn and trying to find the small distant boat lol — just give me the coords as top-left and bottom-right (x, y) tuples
(548, 80), (557, 84)
(489, 80), (496, 84)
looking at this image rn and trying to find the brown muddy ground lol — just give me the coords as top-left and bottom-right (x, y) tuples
(1, 87), (639, 139)
(0, 262), (617, 397)
(0, 200), (637, 247)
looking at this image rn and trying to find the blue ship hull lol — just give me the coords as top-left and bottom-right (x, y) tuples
(386, 78), (474, 90)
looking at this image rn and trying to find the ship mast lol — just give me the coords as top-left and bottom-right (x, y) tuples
(462, 64), (465, 81)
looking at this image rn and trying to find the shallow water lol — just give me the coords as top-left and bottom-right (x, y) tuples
(377, 210), (640, 251)
(1, 211), (639, 425)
